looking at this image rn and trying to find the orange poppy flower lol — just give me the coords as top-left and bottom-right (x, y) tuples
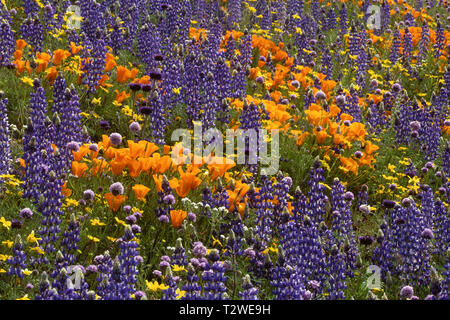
(61, 181), (72, 197)
(132, 184), (151, 201)
(45, 66), (58, 83)
(114, 90), (130, 104)
(104, 52), (117, 72)
(16, 39), (27, 50)
(69, 42), (82, 55)
(35, 52), (52, 73)
(52, 49), (71, 66)
(72, 161), (89, 177)
(175, 167), (202, 198)
(104, 193), (127, 212)
(170, 209), (187, 228)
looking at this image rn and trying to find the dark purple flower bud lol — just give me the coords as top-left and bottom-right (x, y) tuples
(382, 199), (396, 208)
(187, 212), (196, 222)
(99, 120), (110, 130)
(129, 122), (141, 133)
(354, 151), (363, 158)
(163, 194), (175, 204)
(335, 95), (346, 105)
(11, 219), (22, 229)
(410, 121), (421, 131)
(126, 215), (137, 224)
(89, 144), (99, 152)
(109, 182), (124, 196)
(159, 261), (170, 269)
(129, 83), (141, 91)
(66, 141), (80, 152)
(389, 183), (397, 191)
(291, 80), (300, 89)
(392, 83), (402, 93)
(19, 208), (33, 219)
(83, 189), (95, 201)
(255, 76), (264, 84)
(411, 130), (419, 138)
(315, 90), (326, 100)
(139, 106), (152, 115)
(109, 133), (122, 146)
(158, 215), (169, 223)
(131, 224), (141, 234)
(344, 191), (354, 201)
(123, 205), (132, 213)
(86, 265), (98, 273)
(153, 270), (162, 278)
(421, 228), (434, 240)
(134, 291), (146, 300)
(401, 198), (412, 207)
(400, 286), (414, 299)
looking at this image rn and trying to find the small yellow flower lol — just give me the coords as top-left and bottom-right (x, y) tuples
(0, 217), (11, 230)
(172, 265), (187, 273)
(29, 246), (45, 255)
(90, 218), (106, 226)
(87, 235), (100, 242)
(27, 231), (42, 245)
(2, 240), (13, 248)
(16, 295), (30, 300)
(115, 217), (127, 227)
(91, 97), (102, 105)
(21, 77), (35, 87)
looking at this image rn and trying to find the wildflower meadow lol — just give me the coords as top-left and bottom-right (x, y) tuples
(0, 0), (449, 303)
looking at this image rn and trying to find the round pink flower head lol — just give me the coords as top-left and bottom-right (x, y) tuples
(109, 133), (122, 146)
(109, 182), (124, 196)
(400, 286), (414, 299)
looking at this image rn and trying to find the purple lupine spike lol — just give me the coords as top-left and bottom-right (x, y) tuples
(7, 235), (27, 279)
(35, 271), (58, 300)
(171, 238), (188, 267)
(239, 275), (259, 300)
(339, 3), (348, 34)
(330, 179), (358, 277)
(381, 0), (390, 30)
(402, 28), (413, 63)
(201, 250), (228, 300)
(438, 250), (450, 300)
(433, 199), (449, 256)
(117, 225), (141, 299)
(417, 22), (430, 63)
(393, 199), (432, 285)
(390, 29), (401, 64)
(348, 86), (362, 123)
(322, 49), (333, 79)
(434, 22), (444, 58)
(60, 214), (81, 266)
(81, 32), (107, 94)
(327, 244), (347, 299)
(161, 265), (179, 300)
(442, 142), (450, 176)
(0, 92), (10, 178)
(22, 80), (53, 203)
(37, 169), (64, 259)
(109, 17), (125, 54)
(0, 18), (14, 67)
(181, 263), (202, 300)
(155, 175), (174, 219)
(306, 158), (327, 225)
(23, 0), (40, 16)
(228, 0), (242, 27)
(21, 14), (44, 53)
(95, 251), (117, 299)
